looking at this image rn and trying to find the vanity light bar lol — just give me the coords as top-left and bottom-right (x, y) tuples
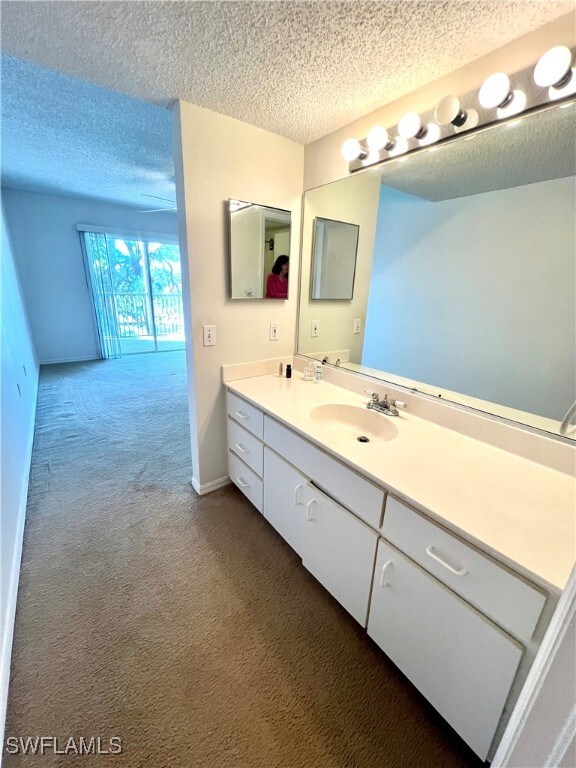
(341, 44), (576, 170)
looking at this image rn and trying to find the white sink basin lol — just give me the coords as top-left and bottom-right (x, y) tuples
(310, 404), (398, 443)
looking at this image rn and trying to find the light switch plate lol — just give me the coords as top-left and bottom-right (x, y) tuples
(311, 320), (319, 338)
(353, 318), (361, 334)
(269, 322), (279, 341)
(203, 325), (216, 346)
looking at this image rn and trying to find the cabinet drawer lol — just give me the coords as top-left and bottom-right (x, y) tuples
(368, 539), (522, 760)
(228, 451), (263, 512)
(227, 418), (263, 477)
(227, 391), (264, 440)
(382, 497), (546, 642)
(264, 416), (385, 529)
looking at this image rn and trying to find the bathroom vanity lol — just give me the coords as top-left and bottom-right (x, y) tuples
(224, 372), (575, 762)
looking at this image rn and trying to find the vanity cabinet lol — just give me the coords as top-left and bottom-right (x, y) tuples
(226, 389), (554, 761)
(301, 483), (378, 626)
(263, 447), (307, 555)
(367, 539), (523, 760)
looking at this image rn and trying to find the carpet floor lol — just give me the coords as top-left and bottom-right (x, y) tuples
(6, 351), (482, 767)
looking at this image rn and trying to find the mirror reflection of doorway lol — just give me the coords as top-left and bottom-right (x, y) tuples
(81, 230), (185, 358)
(263, 218), (290, 297)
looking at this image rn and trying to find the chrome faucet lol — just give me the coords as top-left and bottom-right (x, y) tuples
(365, 390), (407, 417)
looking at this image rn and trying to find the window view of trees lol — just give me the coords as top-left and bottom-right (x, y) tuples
(85, 233), (185, 355)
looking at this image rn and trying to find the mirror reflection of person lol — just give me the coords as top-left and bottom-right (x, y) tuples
(266, 255), (289, 299)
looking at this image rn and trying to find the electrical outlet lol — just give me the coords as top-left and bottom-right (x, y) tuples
(269, 322), (279, 341)
(311, 320), (319, 338)
(203, 325), (216, 346)
(353, 318), (361, 335)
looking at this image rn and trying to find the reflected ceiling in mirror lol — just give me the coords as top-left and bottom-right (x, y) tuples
(297, 103), (576, 438)
(228, 199), (291, 300)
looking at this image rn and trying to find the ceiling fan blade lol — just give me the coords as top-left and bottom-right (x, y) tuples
(141, 194), (176, 203)
(138, 207), (177, 213)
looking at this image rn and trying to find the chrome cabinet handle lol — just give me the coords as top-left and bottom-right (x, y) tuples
(235, 443), (248, 454)
(236, 477), (249, 488)
(426, 545), (468, 576)
(234, 410), (249, 420)
(380, 559), (393, 587)
(294, 484), (303, 506)
(306, 499), (316, 521)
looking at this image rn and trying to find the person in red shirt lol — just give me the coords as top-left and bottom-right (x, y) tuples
(265, 255), (289, 299)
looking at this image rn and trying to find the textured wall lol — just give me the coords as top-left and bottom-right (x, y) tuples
(3, 188), (178, 364)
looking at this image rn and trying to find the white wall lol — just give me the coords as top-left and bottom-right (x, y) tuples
(362, 178), (575, 420)
(173, 102), (304, 492)
(0, 203), (39, 744)
(2, 188), (178, 364)
(298, 172), (381, 363)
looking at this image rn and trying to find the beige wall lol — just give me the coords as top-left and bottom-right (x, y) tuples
(173, 102), (304, 490)
(304, 13), (576, 190)
(298, 172), (381, 363)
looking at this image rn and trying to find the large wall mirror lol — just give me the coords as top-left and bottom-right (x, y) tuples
(229, 199), (291, 299)
(297, 103), (576, 438)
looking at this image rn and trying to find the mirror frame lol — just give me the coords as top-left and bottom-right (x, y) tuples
(310, 216), (360, 301)
(227, 198), (292, 301)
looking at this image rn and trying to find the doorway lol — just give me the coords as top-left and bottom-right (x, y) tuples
(82, 230), (185, 358)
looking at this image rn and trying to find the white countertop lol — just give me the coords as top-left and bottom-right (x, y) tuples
(227, 373), (576, 594)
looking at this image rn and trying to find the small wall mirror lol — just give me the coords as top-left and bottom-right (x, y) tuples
(228, 199), (291, 300)
(311, 217), (359, 299)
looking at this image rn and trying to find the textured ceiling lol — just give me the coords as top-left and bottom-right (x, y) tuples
(1, 0), (572, 144)
(1, 1), (572, 208)
(1, 55), (175, 208)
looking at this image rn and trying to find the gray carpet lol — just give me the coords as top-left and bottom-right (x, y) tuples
(6, 351), (481, 767)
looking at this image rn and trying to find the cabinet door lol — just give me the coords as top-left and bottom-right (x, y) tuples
(302, 484), (378, 626)
(263, 448), (308, 555)
(368, 539), (523, 760)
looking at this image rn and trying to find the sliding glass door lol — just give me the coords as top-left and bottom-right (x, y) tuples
(82, 231), (185, 358)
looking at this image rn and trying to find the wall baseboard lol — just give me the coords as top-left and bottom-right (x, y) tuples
(40, 354), (100, 365)
(0, 378), (38, 758)
(191, 476), (231, 495)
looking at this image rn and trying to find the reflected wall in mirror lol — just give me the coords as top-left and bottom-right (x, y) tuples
(298, 103), (576, 437)
(229, 199), (291, 299)
(311, 217), (359, 299)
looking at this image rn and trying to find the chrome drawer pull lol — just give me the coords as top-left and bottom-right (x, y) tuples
(236, 477), (249, 488)
(294, 483), (303, 506)
(426, 545), (468, 576)
(235, 443), (248, 454)
(306, 499), (316, 521)
(380, 559), (393, 587)
(234, 410), (249, 420)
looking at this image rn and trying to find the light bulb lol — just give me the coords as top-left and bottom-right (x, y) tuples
(549, 69), (576, 100)
(435, 95), (467, 126)
(419, 123), (441, 146)
(367, 126), (390, 151)
(479, 73), (512, 109)
(362, 149), (381, 166)
(534, 45), (573, 87)
(389, 136), (409, 156)
(341, 138), (364, 162)
(398, 112), (426, 139)
(454, 108), (479, 133)
(497, 90), (526, 119)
